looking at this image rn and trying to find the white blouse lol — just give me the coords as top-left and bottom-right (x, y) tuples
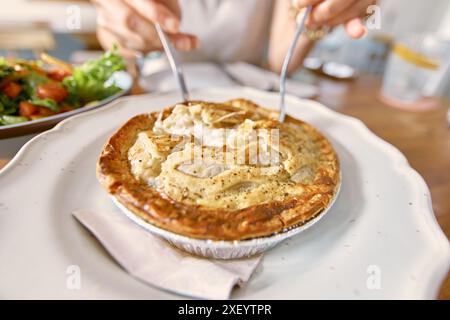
(177, 0), (274, 64)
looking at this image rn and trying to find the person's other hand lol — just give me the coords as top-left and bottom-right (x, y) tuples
(292, 0), (377, 39)
(92, 0), (198, 58)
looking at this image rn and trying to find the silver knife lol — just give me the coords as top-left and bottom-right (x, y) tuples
(155, 23), (190, 102)
(278, 5), (312, 122)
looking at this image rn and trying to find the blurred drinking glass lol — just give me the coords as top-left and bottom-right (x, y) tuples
(381, 34), (450, 111)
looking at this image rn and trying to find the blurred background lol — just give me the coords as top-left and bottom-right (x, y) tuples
(0, 0), (449, 101)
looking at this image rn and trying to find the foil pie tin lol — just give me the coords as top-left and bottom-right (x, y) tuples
(111, 180), (340, 260)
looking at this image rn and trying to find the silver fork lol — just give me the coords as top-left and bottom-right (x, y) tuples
(278, 5), (312, 122)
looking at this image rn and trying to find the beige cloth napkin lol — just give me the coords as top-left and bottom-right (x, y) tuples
(72, 209), (262, 299)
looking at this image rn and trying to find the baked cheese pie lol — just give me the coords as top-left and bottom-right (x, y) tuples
(97, 99), (340, 240)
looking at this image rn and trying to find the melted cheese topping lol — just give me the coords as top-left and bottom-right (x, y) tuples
(128, 102), (319, 209)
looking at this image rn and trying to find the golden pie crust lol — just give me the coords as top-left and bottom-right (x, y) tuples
(97, 99), (340, 240)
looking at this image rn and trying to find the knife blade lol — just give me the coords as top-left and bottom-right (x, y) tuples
(155, 23), (190, 102)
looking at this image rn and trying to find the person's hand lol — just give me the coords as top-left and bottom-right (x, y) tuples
(92, 0), (198, 58)
(292, 0), (377, 39)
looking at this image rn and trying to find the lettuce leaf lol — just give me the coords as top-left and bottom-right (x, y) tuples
(29, 98), (59, 112)
(0, 115), (28, 125)
(0, 57), (13, 79)
(63, 48), (126, 106)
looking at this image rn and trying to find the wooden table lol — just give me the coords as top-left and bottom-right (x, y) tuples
(1, 73), (449, 298)
(311, 74), (450, 299)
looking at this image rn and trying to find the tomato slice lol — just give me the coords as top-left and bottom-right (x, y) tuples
(37, 82), (68, 102)
(47, 69), (72, 81)
(37, 106), (57, 116)
(2, 82), (22, 99)
(19, 102), (39, 117)
(60, 105), (74, 113)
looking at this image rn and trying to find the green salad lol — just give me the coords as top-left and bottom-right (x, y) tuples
(0, 49), (126, 126)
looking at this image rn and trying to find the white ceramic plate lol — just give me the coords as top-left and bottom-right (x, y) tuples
(0, 71), (133, 138)
(0, 88), (448, 299)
